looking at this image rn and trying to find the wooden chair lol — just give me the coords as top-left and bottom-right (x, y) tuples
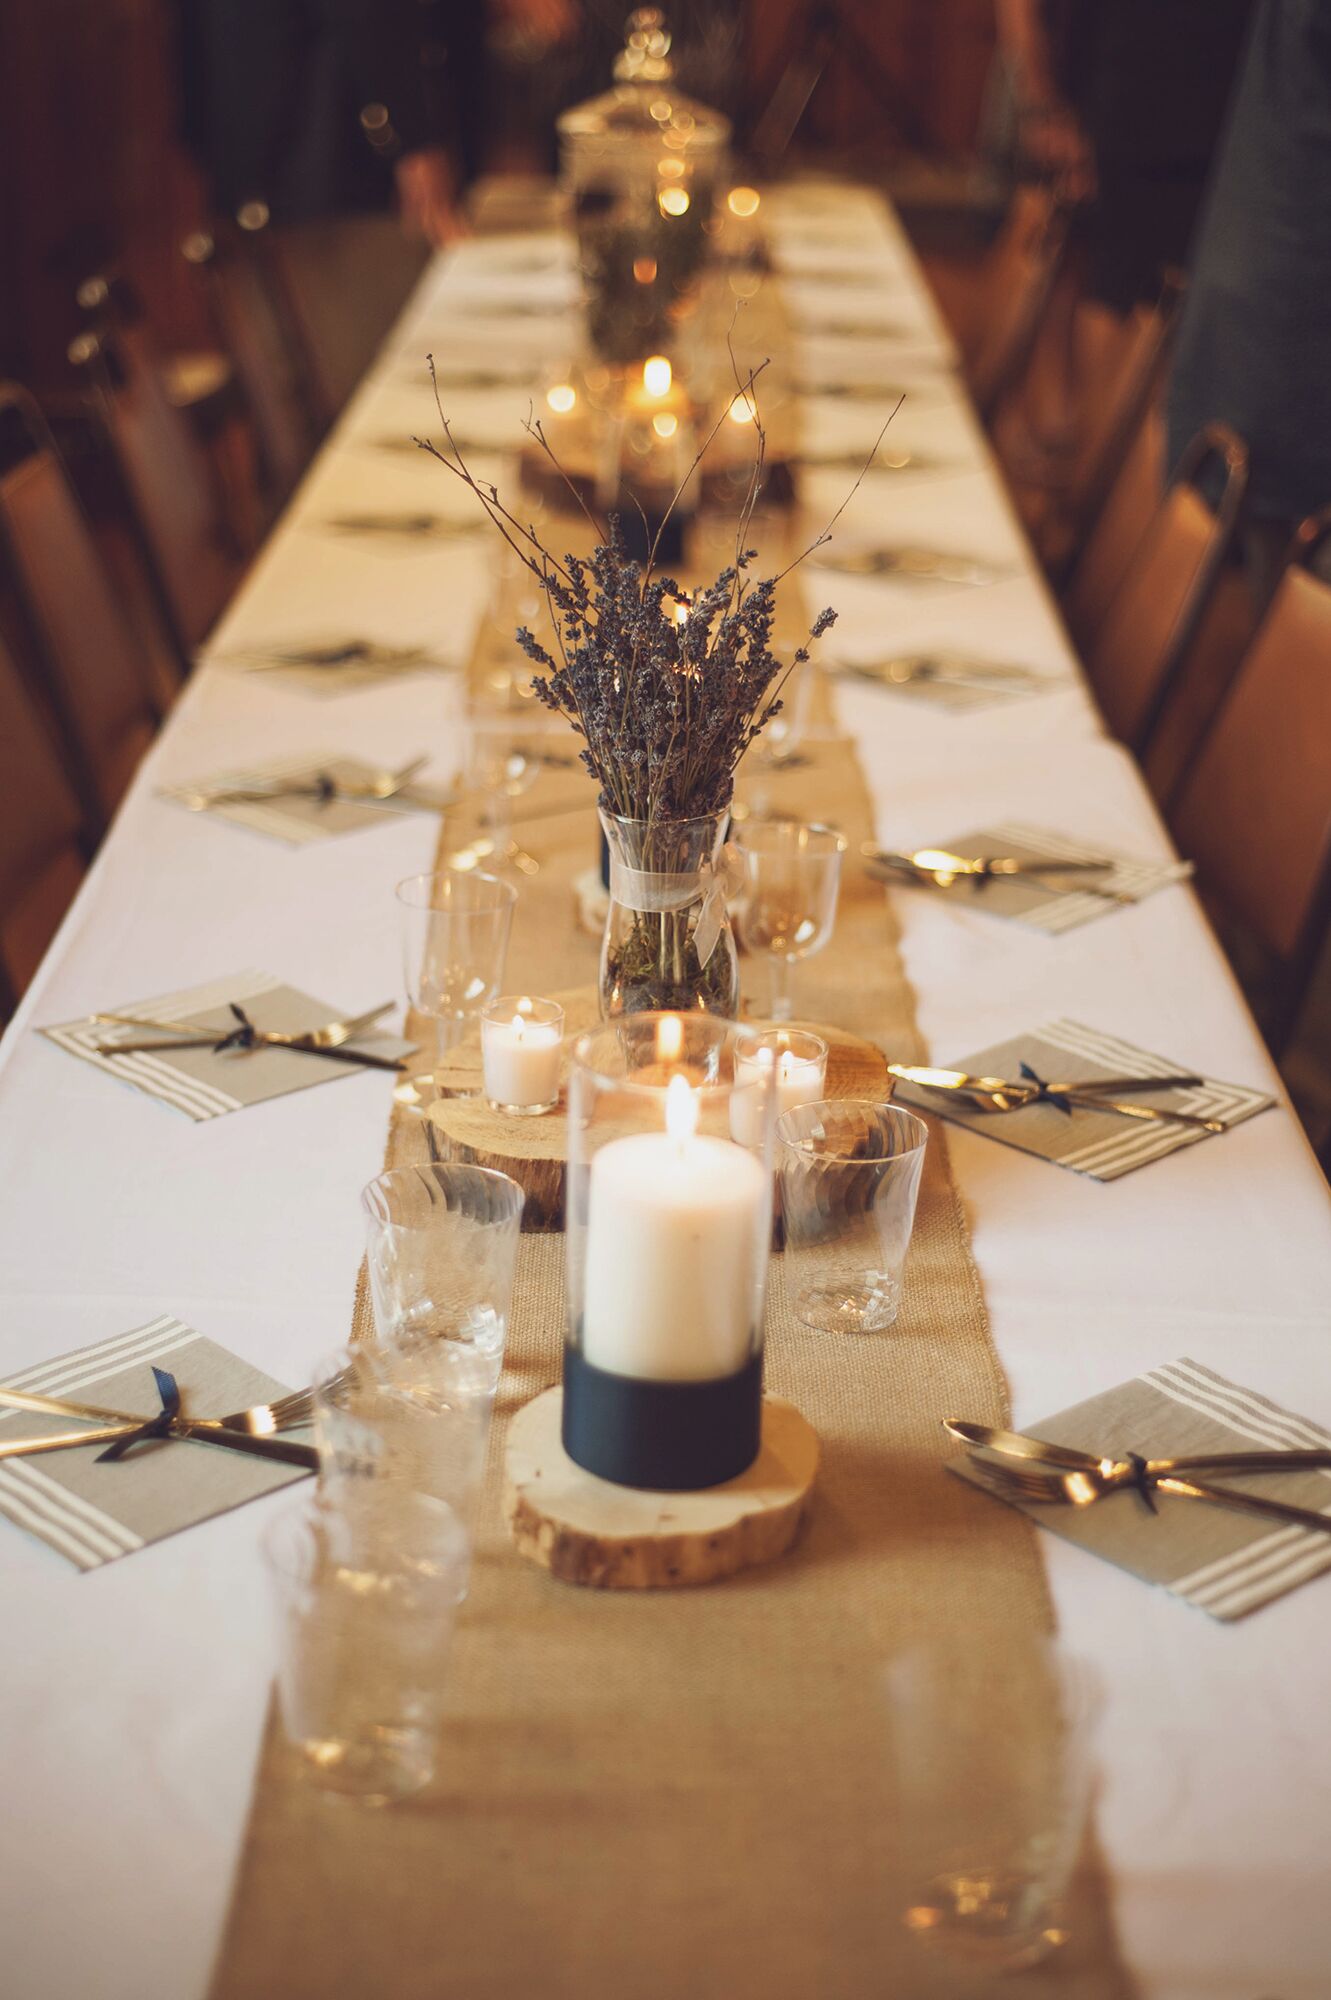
(76, 266), (257, 555)
(969, 187), (1075, 427)
(1169, 512), (1331, 1051)
(1044, 277), (1183, 583)
(76, 271), (235, 431)
(1081, 423), (1246, 750)
(0, 383), (165, 827)
(67, 325), (239, 662)
(1061, 398), (1166, 652)
(0, 625), (91, 1016)
(182, 213), (327, 511)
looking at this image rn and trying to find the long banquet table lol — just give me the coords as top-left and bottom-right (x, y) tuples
(2, 182), (1330, 2000)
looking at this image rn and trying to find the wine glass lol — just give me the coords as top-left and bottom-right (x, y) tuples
(734, 818), (845, 1021)
(396, 867), (517, 1083)
(463, 709), (571, 876)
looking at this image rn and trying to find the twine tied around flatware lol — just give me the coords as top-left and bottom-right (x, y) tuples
(607, 843), (746, 969)
(95, 1367), (180, 1462)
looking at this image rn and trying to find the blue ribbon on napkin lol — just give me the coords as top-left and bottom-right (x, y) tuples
(95, 1366), (181, 1462)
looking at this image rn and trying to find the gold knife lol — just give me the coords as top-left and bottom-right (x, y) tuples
(0, 1387), (318, 1469)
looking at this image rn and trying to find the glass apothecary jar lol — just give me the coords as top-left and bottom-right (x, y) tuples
(563, 1012), (774, 1489)
(557, 8), (730, 369)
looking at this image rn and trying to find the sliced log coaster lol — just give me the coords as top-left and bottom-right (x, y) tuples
(427, 986), (890, 1231)
(504, 1386), (819, 1588)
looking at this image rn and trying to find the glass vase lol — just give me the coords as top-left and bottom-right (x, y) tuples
(598, 808), (740, 1018)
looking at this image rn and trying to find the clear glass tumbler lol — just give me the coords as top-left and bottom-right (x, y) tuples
(734, 818), (845, 1021)
(396, 867), (517, 1066)
(776, 1099), (927, 1332)
(265, 1490), (468, 1805)
(312, 1338), (498, 1590)
(360, 1163), (525, 1380)
(883, 1640), (1102, 1973)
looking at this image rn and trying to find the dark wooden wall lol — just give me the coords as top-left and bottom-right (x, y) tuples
(0, 0), (211, 393)
(0, 0), (996, 394)
(744, 0), (997, 159)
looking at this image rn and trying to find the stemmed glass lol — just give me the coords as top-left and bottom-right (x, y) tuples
(734, 818), (846, 1021)
(463, 709), (571, 877)
(396, 868), (517, 1087)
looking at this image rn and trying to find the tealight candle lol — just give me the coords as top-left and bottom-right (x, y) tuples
(481, 996), (563, 1115)
(730, 1029), (828, 1147)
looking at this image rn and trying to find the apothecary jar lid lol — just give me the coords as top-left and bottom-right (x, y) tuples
(557, 8), (731, 158)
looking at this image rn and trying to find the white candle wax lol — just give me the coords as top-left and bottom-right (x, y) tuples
(482, 1009), (561, 1109)
(581, 1083), (768, 1382)
(730, 1047), (827, 1147)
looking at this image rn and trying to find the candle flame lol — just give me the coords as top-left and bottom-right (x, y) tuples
(642, 355), (672, 399)
(510, 1013), (527, 1039)
(655, 1014), (683, 1062)
(665, 1072), (698, 1143)
(658, 187), (690, 218)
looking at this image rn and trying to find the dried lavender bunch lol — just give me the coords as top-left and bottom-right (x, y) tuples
(416, 353), (898, 825)
(514, 525), (834, 820)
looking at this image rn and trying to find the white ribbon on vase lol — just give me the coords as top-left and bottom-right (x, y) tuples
(607, 843), (745, 968)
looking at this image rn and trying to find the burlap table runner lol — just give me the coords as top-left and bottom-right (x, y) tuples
(211, 569), (1136, 1999)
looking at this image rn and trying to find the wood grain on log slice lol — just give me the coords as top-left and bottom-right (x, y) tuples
(428, 985), (889, 1230)
(504, 1387), (818, 1588)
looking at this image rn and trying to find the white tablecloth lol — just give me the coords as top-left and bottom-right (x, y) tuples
(2, 186), (1329, 2000)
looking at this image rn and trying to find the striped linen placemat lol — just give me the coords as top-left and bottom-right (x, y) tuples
(952, 1357), (1331, 1620)
(203, 641), (457, 696)
(829, 655), (1057, 711)
(892, 1017), (1274, 1180)
(159, 754), (441, 846)
(876, 821), (1193, 931)
(42, 971), (413, 1122)
(0, 1316), (309, 1570)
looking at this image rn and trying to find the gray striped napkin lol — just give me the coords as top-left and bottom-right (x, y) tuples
(0, 1315), (309, 1571)
(832, 658), (1055, 712)
(893, 1018), (1273, 1180)
(952, 1358), (1331, 1620)
(159, 754), (441, 846)
(43, 971), (413, 1122)
(881, 821), (1193, 931)
(205, 641), (455, 696)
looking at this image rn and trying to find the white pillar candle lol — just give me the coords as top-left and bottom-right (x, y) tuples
(730, 1039), (827, 1147)
(582, 1075), (768, 1382)
(481, 997), (562, 1112)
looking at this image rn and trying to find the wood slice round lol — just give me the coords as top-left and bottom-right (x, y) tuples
(504, 1387), (818, 1589)
(427, 988), (889, 1231)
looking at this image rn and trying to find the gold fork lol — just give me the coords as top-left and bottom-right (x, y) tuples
(93, 1001), (399, 1065)
(0, 1386), (318, 1467)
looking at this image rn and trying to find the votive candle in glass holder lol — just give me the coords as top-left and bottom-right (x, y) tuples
(730, 1027), (828, 1147)
(481, 995), (564, 1115)
(564, 1012), (775, 1490)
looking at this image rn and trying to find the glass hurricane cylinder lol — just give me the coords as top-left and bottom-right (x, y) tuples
(598, 807), (740, 1018)
(563, 1012), (774, 1489)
